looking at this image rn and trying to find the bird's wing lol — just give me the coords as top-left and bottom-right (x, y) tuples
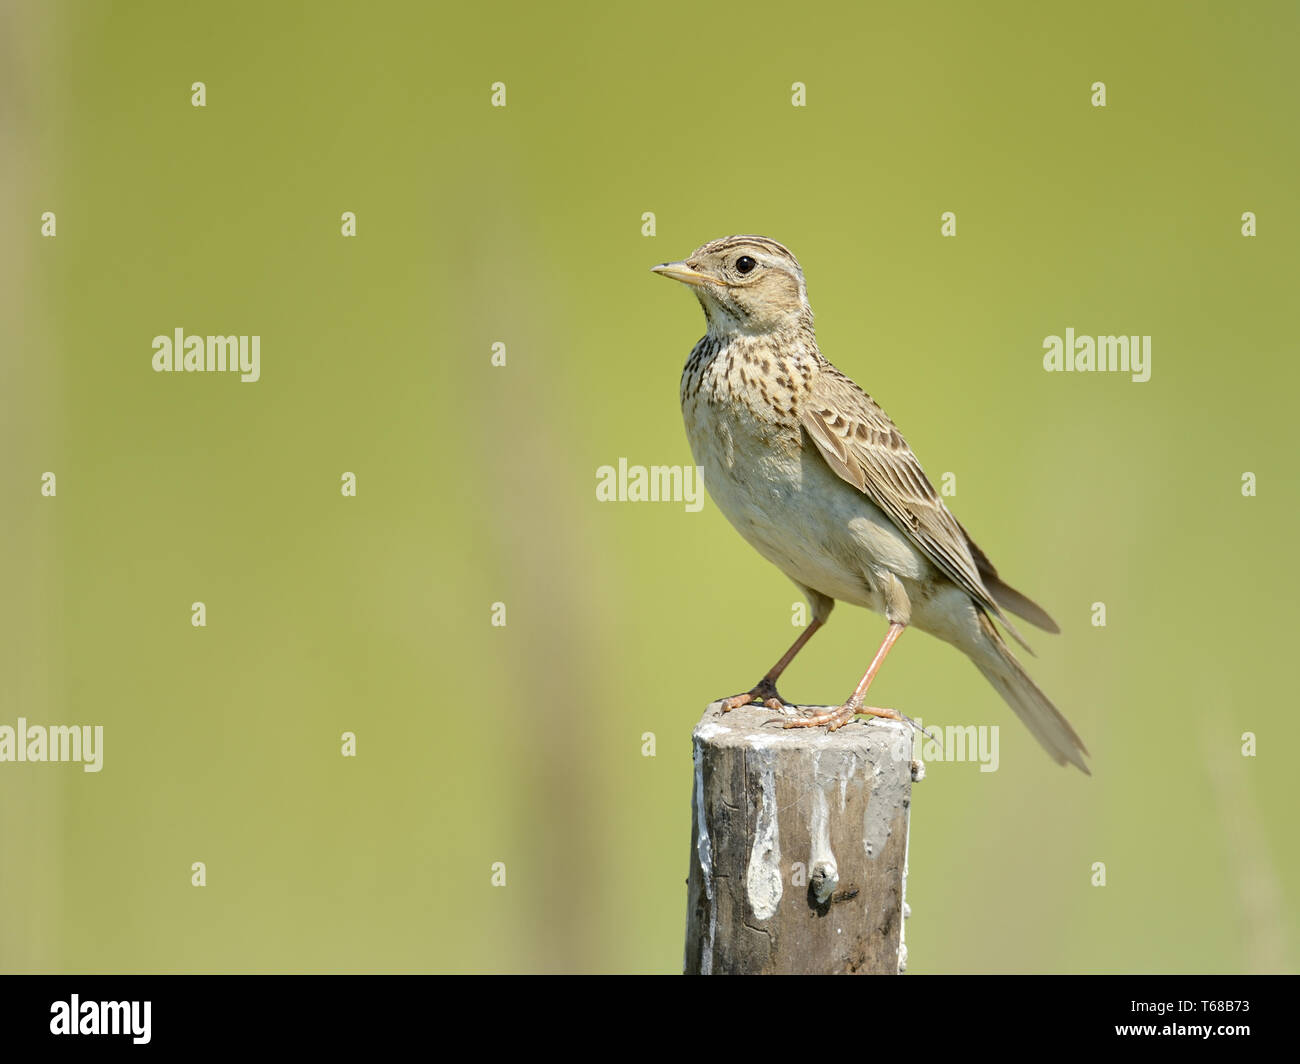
(800, 364), (1031, 649)
(960, 521), (1060, 633)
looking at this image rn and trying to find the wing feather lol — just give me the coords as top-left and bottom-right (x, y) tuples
(800, 366), (1035, 649)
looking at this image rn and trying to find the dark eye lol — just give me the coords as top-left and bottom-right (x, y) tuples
(735, 255), (757, 275)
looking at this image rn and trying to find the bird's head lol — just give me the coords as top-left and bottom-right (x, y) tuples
(652, 235), (811, 337)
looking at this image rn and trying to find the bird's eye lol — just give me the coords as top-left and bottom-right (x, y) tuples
(735, 255), (757, 275)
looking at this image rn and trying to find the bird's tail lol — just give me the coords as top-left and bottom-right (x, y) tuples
(972, 612), (1090, 774)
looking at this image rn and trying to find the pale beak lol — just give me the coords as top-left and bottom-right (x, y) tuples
(651, 261), (715, 287)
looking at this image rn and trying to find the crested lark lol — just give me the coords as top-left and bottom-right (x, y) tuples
(653, 235), (1090, 773)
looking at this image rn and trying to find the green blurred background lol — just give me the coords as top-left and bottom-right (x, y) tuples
(3, 0), (1296, 973)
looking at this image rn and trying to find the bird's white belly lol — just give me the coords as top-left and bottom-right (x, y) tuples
(685, 402), (929, 611)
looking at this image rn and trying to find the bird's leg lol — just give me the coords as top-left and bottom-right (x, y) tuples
(786, 621), (906, 730)
(720, 617), (824, 714)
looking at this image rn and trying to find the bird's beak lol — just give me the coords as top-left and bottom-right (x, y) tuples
(652, 261), (714, 287)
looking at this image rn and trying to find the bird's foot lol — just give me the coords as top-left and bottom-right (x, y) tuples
(719, 678), (797, 716)
(783, 699), (905, 732)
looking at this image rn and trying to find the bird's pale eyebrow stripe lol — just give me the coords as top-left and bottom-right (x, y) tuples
(704, 235), (799, 265)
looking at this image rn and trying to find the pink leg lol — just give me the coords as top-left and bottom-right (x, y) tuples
(720, 617), (824, 713)
(785, 622), (906, 730)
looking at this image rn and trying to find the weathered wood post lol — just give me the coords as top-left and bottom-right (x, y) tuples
(685, 700), (918, 974)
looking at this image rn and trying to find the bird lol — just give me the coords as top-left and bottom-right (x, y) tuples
(652, 235), (1090, 773)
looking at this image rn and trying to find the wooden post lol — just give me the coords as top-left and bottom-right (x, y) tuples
(685, 700), (917, 974)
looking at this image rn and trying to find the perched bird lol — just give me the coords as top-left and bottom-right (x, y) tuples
(653, 235), (1090, 772)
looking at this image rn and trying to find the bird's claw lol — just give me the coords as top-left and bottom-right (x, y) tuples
(719, 678), (789, 713)
(782, 701), (905, 731)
